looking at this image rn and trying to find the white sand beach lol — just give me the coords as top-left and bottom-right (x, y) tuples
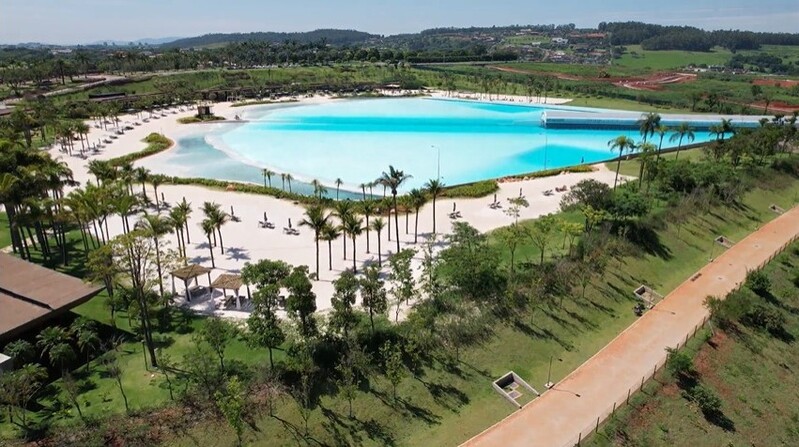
(48, 93), (628, 321)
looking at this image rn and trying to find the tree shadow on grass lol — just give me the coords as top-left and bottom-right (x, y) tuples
(370, 388), (441, 426)
(416, 377), (470, 412)
(320, 405), (397, 447)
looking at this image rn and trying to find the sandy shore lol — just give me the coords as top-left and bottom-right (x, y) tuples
(48, 93), (628, 320)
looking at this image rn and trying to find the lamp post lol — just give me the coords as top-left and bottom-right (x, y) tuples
(545, 356), (555, 388)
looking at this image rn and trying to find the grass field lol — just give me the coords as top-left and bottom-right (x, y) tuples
(0, 212), (10, 248)
(615, 45), (732, 71)
(171, 172), (799, 446)
(2, 167), (799, 446)
(607, 147), (708, 177)
(588, 240), (799, 447)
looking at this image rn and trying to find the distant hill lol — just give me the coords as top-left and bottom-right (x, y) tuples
(85, 37), (184, 46)
(162, 29), (379, 48)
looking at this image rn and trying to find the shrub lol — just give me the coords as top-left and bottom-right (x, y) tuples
(745, 269), (771, 296)
(177, 115), (225, 124)
(109, 133), (173, 167)
(665, 347), (694, 379)
(441, 180), (499, 198)
(744, 303), (786, 333)
(686, 383), (722, 414)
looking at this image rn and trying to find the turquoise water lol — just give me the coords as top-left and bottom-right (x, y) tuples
(148, 98), (716, 195)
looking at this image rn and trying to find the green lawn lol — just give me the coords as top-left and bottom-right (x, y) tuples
(615, 45), (732, 71)
(172, 173), (799, 447)
(588, 240), (799, 447)
(607, 147), (709, 177)
(564, 96), (692, 112)
(0, 212), (10, 248)
(3, 170), (799, 446)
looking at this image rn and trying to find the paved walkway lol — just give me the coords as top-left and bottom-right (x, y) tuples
(463, 206), (799, 447)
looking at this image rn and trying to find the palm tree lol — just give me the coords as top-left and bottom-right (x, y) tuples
(169, 206), (188, 260)
(285, 174), (294, 193)
(134, 167), (150, 200)
(151, 176), (163, 209)
(378, 166), (412, 253)
(408, 188), (427, 244)
(342, 214), (364, 273)
(201, 219), (216, 268)
(280, 173), (286, 191)
(638, 112), (661, 143)
(261, 168), (274, 188)
(360, 201), (375, 254)
(37, 326), (74, 374)
(111, 193), (138, 235)
(608, 135), (637, 190)
(335, 178), (344, 200)
(334, 200), (354, 260)
(136, 213), (173, 297)
(203, 202), (230, 254)
(175, 198), (193, 244)
(719, 118), (734, 141)
(320, 223), (340, 271)
(669, 123), (695, 160)
(299, 205), (330, 280)
(371, 217), (386, 267)
(359, 183), (367, 200)
(423, 179), (444, 234)
(654, 124), (669, 163)
(636, 142), (657, 189)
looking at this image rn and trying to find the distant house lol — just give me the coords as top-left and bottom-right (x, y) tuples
(551, 37), (569, 46)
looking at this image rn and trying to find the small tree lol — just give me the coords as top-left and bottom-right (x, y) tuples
(285, 266), (317, 338)
(528, 214), (558, 264)
(389, 249), (417, 322)
(360, 264), (388, 334)
(4, 340), (35, 366)
(336, 339), (370, 418)
(62, 373), (85, 422)
(102, 352), (129, 413)
(215, 376), (247, 446)
(198, 318), (236, 371)
(247, 303), (285, 370)
(745, 269), (771, 297)
(331, 270), (360, 338)
(380, 341), (406, 401)
(665, 347), (694, 379)
(0, 363), (46, 429)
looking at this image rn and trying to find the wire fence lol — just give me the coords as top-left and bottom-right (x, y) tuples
(567, 231), (799, 447)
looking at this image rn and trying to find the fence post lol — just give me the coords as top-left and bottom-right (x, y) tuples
(685, 333), (689, 345)
(612, 401), (616, 415)
(596, 416), (600, 433)
(627, 389), (631, 404)
(578, 432), (582, 446)
(640, 376), (645, 390)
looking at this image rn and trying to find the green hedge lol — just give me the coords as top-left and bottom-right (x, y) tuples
(109, 133), (173, 167)
(177, 115), (225, 124)
(441, 180), (499, 198)
(231, 99), (299, 107)
(151, 175), (330, 206)
(505, 165), (594, 181)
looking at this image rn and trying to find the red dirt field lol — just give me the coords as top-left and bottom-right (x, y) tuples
(462, 206), (799, 447)
(753, 78), (799, 88)
(748, 100), (799, 114)
(490, 66), (697, 91)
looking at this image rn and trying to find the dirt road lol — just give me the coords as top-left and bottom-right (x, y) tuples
(463, 206), (799, 447)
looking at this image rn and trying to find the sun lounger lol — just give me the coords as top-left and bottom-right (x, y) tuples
(543, 190), (554, 196)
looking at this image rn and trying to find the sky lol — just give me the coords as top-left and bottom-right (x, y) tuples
(1, 0), (798, 44)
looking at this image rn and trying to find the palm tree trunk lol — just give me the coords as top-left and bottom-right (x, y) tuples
(414, 209), (420, 243)
(351, 236), (356, 273)
(217, 227), (224, 254)
(613, 157), (622, 190)
(432, 197), (437, 234)
(328, 240), (333, 270)
(154, 237), (164, 297)
(207, 235), (215, 268)
(365, 215), (370, 253)
(343, 233), (347, 260)
(314, 236), (320, 279)
(377, 231), (382, 267)
(393, 194), (400, 253)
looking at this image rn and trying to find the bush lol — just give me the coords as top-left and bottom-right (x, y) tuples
(442, 180), (499, 198)
(177, 115), (225, 124)
(109, 133), (173, 167)
(686, 384), (722, 414)
(665, 347), (694, 379)
(745, 269), (771, 296)
(744, 303), (786, 333)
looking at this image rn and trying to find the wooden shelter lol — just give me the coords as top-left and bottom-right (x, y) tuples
(170, 264), (213, 303)
(210, 273), (251, 310)
(0, 253), (103, 341)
